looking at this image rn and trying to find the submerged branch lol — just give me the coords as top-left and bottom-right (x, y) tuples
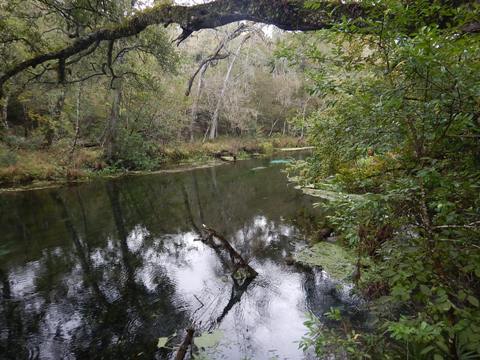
(202, 224), (258, 278)
(175, 327), (195, 360)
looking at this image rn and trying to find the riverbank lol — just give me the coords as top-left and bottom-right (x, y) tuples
(0, 136), (307, 192)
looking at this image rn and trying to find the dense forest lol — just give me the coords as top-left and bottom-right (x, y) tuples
(0, 0), (479, 359)
(0, 1), (313, 184)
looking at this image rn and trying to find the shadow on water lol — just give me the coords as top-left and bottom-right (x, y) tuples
(0, 154), (365, 359)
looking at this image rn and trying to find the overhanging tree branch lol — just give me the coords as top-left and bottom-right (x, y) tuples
(0, 0), (478, 96)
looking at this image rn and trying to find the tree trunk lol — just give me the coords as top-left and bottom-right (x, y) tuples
(105, 78), (122, 163)
(190, 63), (208, 142)
(69, 82), (82, 162)
(45, 86), (66, 147)
(175, 328), (195, 360)
(105, 1), (132, 163)
(209, 35), (250, 140)
(1, 93), (8, 129)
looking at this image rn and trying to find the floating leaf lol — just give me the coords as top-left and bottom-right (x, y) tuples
(195, 330), (223, 348)
(157, 331), (176, 349)
(157, 337), (169, 349)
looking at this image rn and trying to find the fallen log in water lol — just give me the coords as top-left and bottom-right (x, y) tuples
(175, 327), (195, 360)
(202, 225), (258, 278)
(213, 150), (237, 162)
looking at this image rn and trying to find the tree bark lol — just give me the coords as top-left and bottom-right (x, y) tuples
(209, 34), (250, 140)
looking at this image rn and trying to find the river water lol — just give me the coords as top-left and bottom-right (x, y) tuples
(0, 154), (362, 360)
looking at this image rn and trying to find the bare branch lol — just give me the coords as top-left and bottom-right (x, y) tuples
(186, 24), (248, 96)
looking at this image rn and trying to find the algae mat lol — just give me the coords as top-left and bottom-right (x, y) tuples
(294, 242), (356, 281)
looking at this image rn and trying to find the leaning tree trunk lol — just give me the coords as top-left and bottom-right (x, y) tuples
(209, 34), (250, 140)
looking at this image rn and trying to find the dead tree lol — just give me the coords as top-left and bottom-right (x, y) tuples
(202, 225), (258, 279)
(209, 33), (251, 140)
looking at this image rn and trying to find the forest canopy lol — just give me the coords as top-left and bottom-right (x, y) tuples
(1, 0), (479, 94)
(0, 0), (479, 358)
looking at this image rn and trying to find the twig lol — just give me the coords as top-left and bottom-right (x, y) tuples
(434, 221), (480, 230)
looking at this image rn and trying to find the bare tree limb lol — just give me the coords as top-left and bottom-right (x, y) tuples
(186, 23), (248, 96)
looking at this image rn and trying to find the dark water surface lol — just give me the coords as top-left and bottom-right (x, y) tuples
(0, 155), (359, 360)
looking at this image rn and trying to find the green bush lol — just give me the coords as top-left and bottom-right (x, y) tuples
(0, 147), (17, 167)
(285, 1), (480, 357)
(114, 130), (159, 170)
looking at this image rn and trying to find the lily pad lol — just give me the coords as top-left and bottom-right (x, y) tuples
(294, 242), (356, 281)
(195, 330), (223, 348)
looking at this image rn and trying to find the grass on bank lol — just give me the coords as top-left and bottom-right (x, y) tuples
(0, 136), (306, 188)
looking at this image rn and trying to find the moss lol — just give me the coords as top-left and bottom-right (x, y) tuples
(294, 242), (356, 281)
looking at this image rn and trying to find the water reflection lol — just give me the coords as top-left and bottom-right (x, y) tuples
(0, 157), (357, 359)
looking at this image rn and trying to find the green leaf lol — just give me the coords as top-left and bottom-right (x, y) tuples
(420, 284), (431, 296)
(467, 296), (479, 308)
(420, 345), (435, 355)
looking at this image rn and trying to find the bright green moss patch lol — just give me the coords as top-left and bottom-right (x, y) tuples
(294, 242), (356, 281)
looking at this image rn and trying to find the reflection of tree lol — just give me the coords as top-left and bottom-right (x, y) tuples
(0, 186), (191, 359)
(193, 172), (205, 225)
(51, 191), (108, 306)
(181, 177), (257, 334)
(106, 182), (140, 296)
(0, 155), (329, 359)
(103, 181), (188, 358)
(212, 276), (255, 330)
(182, 183), (201, 234)
(0, 268), (29, 360)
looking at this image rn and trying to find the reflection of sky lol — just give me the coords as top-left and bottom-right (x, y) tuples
(0, 156), (356, 359)
(127, 218), (314, 359)
(3, 220), (314, 359)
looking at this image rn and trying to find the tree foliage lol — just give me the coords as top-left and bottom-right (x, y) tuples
(284, 0), (480, 358)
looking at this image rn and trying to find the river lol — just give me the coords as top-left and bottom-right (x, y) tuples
(0, 154), (363, 360)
